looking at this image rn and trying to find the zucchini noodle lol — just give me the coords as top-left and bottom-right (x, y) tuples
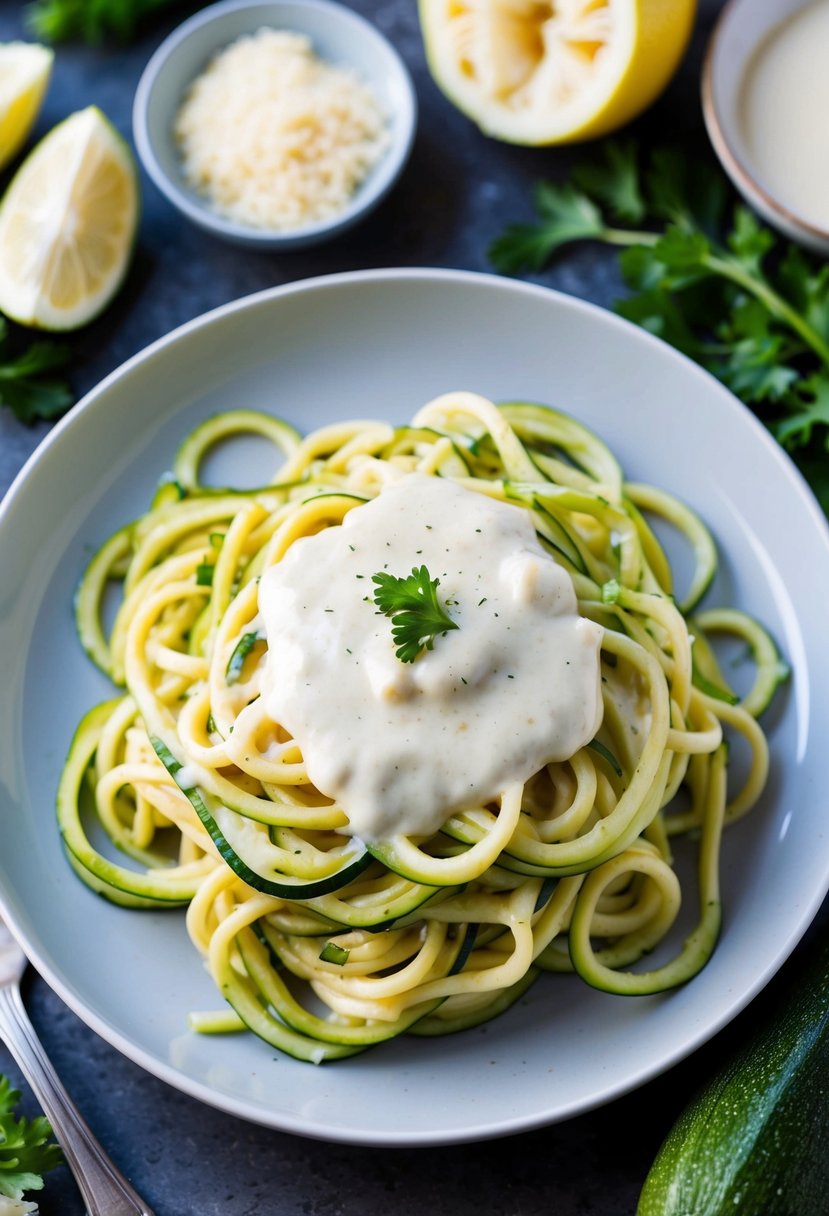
(59, 392), (787, 1062)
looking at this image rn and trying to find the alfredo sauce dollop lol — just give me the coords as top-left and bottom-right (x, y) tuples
(259, 474), (603, 841)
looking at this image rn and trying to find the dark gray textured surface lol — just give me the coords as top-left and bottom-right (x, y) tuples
(0, 1), (825, 1212)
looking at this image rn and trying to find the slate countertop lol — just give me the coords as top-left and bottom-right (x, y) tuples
(0, 1), (823, 1213)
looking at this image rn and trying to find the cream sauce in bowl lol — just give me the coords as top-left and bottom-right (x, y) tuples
(703, 0), (829, 252)
(739, 0), (829, 233)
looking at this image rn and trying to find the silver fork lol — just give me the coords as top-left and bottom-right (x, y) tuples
(0, 917), (157, 1216)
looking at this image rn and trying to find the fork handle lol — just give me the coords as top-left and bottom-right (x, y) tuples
(0, 984), (156, 1216)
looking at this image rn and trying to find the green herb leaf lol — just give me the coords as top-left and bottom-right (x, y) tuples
(372, 564), (458, 664)
(720, 339), (800, 405)
(27, 0), (177, 43)
(571, 139), (645, 224)
(195, 562), (214, 586)
(727, 205), (776, 275)
(488, 139), (829, 510)
(794, 449), (829, 515)
(651, 225), (711, 275)
(489, 182), (606, 274)
(773, 372), (829, 448)
(646, 148), (728, 235)
(615, 288), (701, 358)
(0, 319), (73, 424)
(776, 246), (829, 342)
(0, 1074), (63, 1200)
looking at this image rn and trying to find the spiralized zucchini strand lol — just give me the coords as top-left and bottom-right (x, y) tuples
(60, 396), (783, 1062)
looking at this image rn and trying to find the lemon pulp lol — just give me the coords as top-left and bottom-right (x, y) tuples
(0, 106), (139, 330)
(0, 42), (53, 171)
(419, 0), (696, 145)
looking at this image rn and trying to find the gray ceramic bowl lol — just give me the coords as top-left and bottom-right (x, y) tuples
(3, 269), (829, 1140)
(132, 0), (417, 249)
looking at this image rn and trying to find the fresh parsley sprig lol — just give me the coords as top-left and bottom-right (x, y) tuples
(490, 140), (829, 512)
(27, 0), (182, 43)
(372, 565), (458, 664)
(0, 319), (73, 425)
(0, 1074), (62, 1201)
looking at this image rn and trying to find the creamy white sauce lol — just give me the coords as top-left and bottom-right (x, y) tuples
(739, 0), (829, 230)
(258, 474), (603, 841)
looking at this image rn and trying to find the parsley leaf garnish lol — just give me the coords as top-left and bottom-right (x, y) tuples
(571, 138), (646, 225)
(0, 319), (72, 424)
(489, 182), (606, 274)
(371, 565), (458, 664)
(489, 140), (829, 510)
(27, 0), (176, 43)
(0, 1074), (63, 1200)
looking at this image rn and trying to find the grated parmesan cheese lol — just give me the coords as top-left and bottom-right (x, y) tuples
(173, 28), (390, 231)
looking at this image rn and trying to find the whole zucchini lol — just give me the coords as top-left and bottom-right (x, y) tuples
(637, 937), (829, 1216)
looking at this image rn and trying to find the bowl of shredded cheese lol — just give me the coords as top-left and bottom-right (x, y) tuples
(133, 0), (417, 248)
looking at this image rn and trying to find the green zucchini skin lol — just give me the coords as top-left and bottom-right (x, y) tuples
(151, 736), (371, 898)
(638, 941), (829, 1216)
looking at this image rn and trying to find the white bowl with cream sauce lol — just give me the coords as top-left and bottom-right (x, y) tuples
(703, 0), (829, 254)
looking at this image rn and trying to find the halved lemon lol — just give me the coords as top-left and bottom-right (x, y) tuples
(419, 0), (697, 145)
(0, 106), (139, 331)
(0, 42), (53, 171)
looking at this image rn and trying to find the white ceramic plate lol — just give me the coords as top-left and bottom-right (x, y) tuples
(1, 269), (827, 1145)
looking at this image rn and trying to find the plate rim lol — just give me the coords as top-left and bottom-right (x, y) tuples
(2, 266), (829, 1145)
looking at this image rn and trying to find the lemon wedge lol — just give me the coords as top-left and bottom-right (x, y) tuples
(0, 42), (53, 171)
(419, 0), (696, 145)
(0, 106), (139, 331)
